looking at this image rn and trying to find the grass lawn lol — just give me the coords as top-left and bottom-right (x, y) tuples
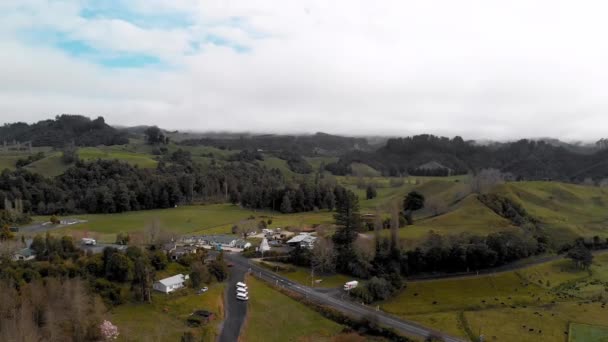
(78, 146), (158, 168)
(382, 271), (556, 316)
(46, 204), (259, 243)
(465, 302), (608, 342)
(569, 323), (608, 342)
(241, 276), (345, 342)
(111, 283), (226, 342)
(256, 260), (355, 288)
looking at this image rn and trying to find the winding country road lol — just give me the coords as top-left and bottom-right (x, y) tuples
(223, 253), (465, 342)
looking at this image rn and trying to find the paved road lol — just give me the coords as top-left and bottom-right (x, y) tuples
(18, 219), (87, 234)
(224, 253), (465, 342)
(218, 264), (248, 342)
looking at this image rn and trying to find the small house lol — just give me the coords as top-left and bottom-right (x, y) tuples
(153, 274), (189, 294)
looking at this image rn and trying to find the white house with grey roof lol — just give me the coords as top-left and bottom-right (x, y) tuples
(153, 274), (189, 294)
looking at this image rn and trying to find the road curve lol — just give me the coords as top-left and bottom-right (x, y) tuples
(224, 253), (465, 342)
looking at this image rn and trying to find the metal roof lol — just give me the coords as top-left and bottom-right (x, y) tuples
(157, 274), (186, 286)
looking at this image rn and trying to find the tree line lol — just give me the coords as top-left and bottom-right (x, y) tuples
(0, 115), (128, 147)
(332, 134), (608, 181)
(0, 150), (352, 218)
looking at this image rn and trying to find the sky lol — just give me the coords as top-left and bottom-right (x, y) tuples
(1, 0), (608, 141)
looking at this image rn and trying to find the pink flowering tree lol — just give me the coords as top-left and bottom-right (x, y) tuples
(100, 320), (119, 340)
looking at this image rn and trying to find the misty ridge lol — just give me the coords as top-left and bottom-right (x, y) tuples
(1, 114), (608, 183)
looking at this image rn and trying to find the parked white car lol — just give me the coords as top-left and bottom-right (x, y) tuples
(236, 287), (248, 294)
(236, 292), (249, 301)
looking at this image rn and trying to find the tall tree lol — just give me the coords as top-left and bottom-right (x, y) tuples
(403, 191), (425, 224)
(567, 240), (593, 269)
(332, 189), (361, 274)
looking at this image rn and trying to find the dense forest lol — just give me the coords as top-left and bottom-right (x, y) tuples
(0, 115), (128, 147)
(0, 149), (345, 218)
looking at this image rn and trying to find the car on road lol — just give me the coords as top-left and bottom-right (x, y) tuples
(236, 281), (247, 288)
(236, 292), (249, 301)
(236, 287), (248, 294)
(197, 287), (209, 295)
(227, 262), (235, 267)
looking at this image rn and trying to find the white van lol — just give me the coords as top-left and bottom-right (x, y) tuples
(236, 292), (249, 301)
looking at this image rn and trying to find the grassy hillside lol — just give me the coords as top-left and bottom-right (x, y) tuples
(496, 182), (608, 244)
(241, 276), (345, 342)
(78, 146), (158, 168)
(23, 152), (71, 177)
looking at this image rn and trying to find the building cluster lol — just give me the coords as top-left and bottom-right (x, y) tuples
(178, 235), (252, 251)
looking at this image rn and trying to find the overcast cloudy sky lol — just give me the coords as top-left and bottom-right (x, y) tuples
(1, 1), (607, 140)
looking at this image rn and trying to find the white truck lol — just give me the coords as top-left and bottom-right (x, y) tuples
(82, 238), (97, 246)
(343, 280), (358, 291)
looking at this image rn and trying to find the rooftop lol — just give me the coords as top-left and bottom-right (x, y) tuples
(157, 274), (186, 286)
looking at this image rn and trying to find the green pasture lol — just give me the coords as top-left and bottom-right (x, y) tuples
(241, 276), (344, 342)
(111, 283), (225, 342)
(569, 323), (608, 342)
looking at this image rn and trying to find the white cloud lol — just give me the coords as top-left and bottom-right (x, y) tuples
(1, 0), (608, 141)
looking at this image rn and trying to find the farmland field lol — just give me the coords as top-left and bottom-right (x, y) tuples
(381, 252), (608, 341)
(241, 276), (345, 342)
(256, 260), (356, 288)
(43, 204), (259, 242)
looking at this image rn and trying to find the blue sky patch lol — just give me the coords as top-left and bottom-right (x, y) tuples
(79, 0), (194, 29)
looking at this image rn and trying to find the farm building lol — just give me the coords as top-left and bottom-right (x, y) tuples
(287, 233), (317, 249)
(153, 274), (189, 294)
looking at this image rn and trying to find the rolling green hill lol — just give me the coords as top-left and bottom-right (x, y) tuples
(23, 152), (71, 177)
(78, 146), (158, 168)
(496, 182), (608, 245)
